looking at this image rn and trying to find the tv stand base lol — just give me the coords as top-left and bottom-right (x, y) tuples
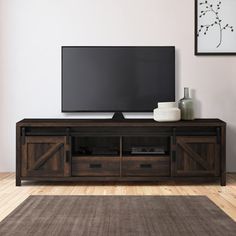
(112, 112), (125, 120)
(16, 118), (226, 186)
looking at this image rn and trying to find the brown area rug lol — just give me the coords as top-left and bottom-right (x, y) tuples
(0, 196), (236, 236)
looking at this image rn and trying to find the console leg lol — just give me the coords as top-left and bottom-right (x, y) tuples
(220, 126), (226, 187)
(220, 174), (226, 186)
(16, 177), (21, 186)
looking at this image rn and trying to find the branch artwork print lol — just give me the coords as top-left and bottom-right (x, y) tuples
(197, 0), (234, 48)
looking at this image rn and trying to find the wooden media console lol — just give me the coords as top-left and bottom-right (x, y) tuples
(16, 119), (226, 186)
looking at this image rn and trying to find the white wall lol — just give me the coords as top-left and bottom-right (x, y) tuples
(0, 0), (236, 172)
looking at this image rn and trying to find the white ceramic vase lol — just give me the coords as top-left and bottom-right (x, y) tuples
(153, 102), (181, 122)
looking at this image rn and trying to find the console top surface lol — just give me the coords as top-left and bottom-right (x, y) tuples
(16, 118), (226, 127)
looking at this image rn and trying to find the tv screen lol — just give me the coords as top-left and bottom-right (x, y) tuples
(62, 46), (175, 112)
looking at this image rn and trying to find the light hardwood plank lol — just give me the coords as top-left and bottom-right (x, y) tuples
(0, 173), (236, 222)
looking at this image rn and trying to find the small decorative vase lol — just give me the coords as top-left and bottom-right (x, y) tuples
(178, 87), (194, 120)
(153, 102), (181, 122)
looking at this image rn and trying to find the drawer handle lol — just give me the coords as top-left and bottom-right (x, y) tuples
(140, 164), (152, 169)
(89, 164), (102, 169)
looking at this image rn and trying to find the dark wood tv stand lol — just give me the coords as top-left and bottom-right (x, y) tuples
(16, 118), (226, 186)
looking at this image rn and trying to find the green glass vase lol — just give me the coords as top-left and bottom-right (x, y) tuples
(178, 87), (194, 120)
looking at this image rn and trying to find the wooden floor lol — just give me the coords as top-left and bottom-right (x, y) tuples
(1, 173), (236, 223)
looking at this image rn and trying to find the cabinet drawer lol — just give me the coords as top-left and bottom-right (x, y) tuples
(72, 156), (120, 176)
(122, 156), (170, 177)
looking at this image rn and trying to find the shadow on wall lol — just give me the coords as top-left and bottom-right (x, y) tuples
(175, 49), (181, 100)
(191, 89), (202, 118)
(175, 49), (202, 119)
(226, 124), (236, 172)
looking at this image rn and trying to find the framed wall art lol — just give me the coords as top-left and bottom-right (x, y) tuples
(195, 0), (236, 55)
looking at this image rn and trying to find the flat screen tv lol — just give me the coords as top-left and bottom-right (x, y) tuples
(62, 46), (175, 114)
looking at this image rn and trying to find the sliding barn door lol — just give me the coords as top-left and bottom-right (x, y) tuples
(172, 136), (220, 177)
(21, 136), (70, 177)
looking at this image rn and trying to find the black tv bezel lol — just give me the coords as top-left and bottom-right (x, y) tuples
(61, 46), (175, 113)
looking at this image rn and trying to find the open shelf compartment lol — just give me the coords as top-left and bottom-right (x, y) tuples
(122, 136), (170, 156)
(72, 136), (120, 157)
